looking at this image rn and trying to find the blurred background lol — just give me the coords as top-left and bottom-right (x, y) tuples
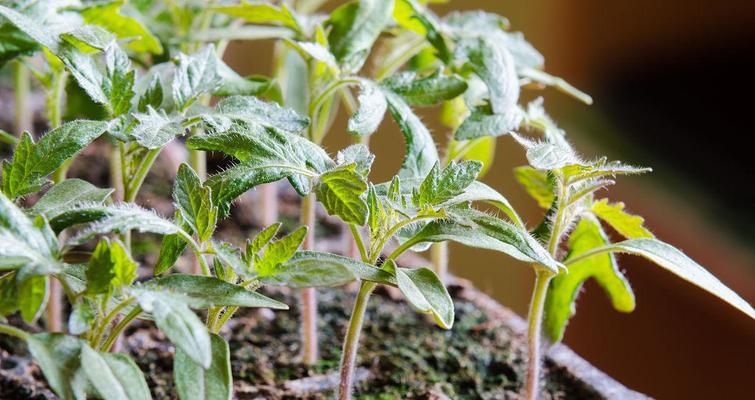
(226, 0), (755, 398)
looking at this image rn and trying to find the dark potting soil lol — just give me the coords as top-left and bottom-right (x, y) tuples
(1, 282), (602, 399)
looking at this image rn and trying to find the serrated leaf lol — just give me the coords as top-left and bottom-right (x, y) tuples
(457, 36), (519, 115)
(348, 80), (386, 136)
(255, 227), (307, 277)
(212, 1), (301, 31)
(2, 121), (109, 199)
(212, 241), (250, 278)
(103, 44), (135, 116)
(315, 164), (369, 225)
(86, 238), (137, 295)
(58, 43), (109, 106)
(32, 179), (113, 220)
(574, 238), (755, 320)
(134, 290), (212, 368)
(172, 45), (222, 110)
(394, 263), (454, 329)
(514, 166), (554, 209)
(382, 70), (466, 106)
(26, 333), (83, 399)
(382, 90), (439, 178)
(412, 161), (482, 208)
(591, 199), (653, 239)
(81, 1), (163, 54)
(201, 95), (310, 136)
(175, 333), (232, 400)
(262, 251), (395, 288)
(454, 103), (522, 140)
(129, 107), (184, 149)
(80, 344), (151, 400)
(545, 218), (635, 342)
(250, 223), (282, 255)
(327, 0), (394, 72)
(138, 75), (164, 112)
(149, 274), (287, 310)
(174, 164), (217, 242)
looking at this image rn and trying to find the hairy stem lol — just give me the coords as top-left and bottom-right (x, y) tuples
(13, 60), (31, 136)
(0, 323), (29, 340)
(125, 148), (161, 202)
(524, 268), (555, 400)
(99, 306), (141, 352)
(337, 281), (376, 400)
(430, 242), (449, 284)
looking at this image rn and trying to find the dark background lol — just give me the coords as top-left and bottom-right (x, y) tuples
(237, 0), (755, 398)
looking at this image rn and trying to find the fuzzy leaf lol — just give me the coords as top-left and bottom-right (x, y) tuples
(578, 238), (755, 320)
(412, 161), (482, 208)
(174, 164), (217, 242)
(0, 192), (58, 270)
(32, 179), (113, 220)
(0, 5), (60, 53)
(68, 300), (94, 335)
(81, 1), (162, 54)
(591, 199), (653, 239)
(255, 227), (307, 277)
(514, 166), (554, 209)
(336, 144), (374, 177)
(212, 241), (250, 278)
(327, 0), (394, 72)
(86, 238), (137, 295)
(382, 90), (439, 178)
(26, 333), (83, 399)
(394, 263), (454, 329)
(102, 44), (136, 116)
(175, 333), (232, 400)
(545, 218), (635, 342)
(262, 251), (395, 288)
(458, 37), (519, 115)
(201, 95), (309, 135)
(382, 70), (466, 106)
(129, 107), (184, 149)
(2, 121), (109, 198)
(138, 75), (164, 112)
(315, 164), (369, 226)
(154, 230), (189, 275)
(454, 103), (522, 140)
(80, 345), (151, 400)
(348, 80), (387, 136)
(172, 46), (222, 110)
(393, 0), (450, 62)
(150, 274), (287, 310)
(212, 2), (301, 31)
(134, 290), (212, 368)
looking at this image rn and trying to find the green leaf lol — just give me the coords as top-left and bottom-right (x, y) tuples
(573, 238), (755, 320)
(0, 5), (60, 53)
(26, 333), (83, 399)
(545, 218), (635, 342)
(68, 300), (94, 335)
(0, 192), (58, 270)
(0, 22), (39, 66)
(18, 274), (47, 324)
(382, 90), (439, 178)
(348, 80), (387, 136)
(315, 164), (369, 226)
(174, 164), (218, 242)
(81, 1), (163, 55)
(129, 107), (184, 149)
(412, 161), (482, 208)
(86, 238), (137, 295)
(249, 223), (282, 255)
(61, 25), (115, 52)
(447, 136), (496, 177)
(510, 132), (580, 171)
(327, 0), (395, 72)
(366, 184), (385, 235)
(103, 44), (136, 116)
(454, 103), (522, 140)
(591, 199), (653, 239)
(200, 95), (310, 136)
(80, 344), (151, 400)
(393, 0), (450, 63)
(149, 274), (287, 310)
(138, 75), (164, 112)
(32, 179), (113, 220)
(262, 251), (395, 288)
(155, 230), (189, 275)
(382, 70), (466, 106)
(394, 263), (454, 329)
(212, 1), (301, 32)
(336, 144), (374, 177)
(67, 203), (191, 246)
(58, 43), (109, 106)
(212, 241), (250, 278)
(514, 166), (554, 209)
(175, 333), (232, 400)
(458, 37), (519, 115)
(172, 45), (222, 110)
(134, 290), (212, 368)
(285, 39), (339, 73)
(255, 227), (307, 277)
(2, 121), (109, 198)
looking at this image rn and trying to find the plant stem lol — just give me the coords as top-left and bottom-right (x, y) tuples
(99, 306), (141, 352)
(524, 268), (555, 400)
(125, 148), (161, 202)
(430, 242), (449, 284)
(13, 60), (31, 136)
(0, 323), (29, 340)
(91, 297), (135, 348)
(337, 281), (376, 400)
(300, 193), (319, 364)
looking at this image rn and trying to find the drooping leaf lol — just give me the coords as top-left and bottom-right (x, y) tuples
(0, 5), (60, 53)
(2, 121), (109, 199)
(174, 333), (232, 400)
(26, 333), (84, 399)
(255, 227), (307, 277)
(174, 164), (218, 242)
(327, 0), (395, 72)
(457, 36), (519, 115)
(576, 238), (755, 320)
(80, 344), (151, 400)
(382, 70), (467, 106)
(134, 290), (212, 368)
(0, 192), (58, 270)
(544, 217), (635, 342)
(149, 274), (287, 310)
(393, 263), (454, 329)
(454, 103), (522, 140)
(200, 95), (310, 136)
(348, 80), (387, 136)
(262, 251), (395, 288)
(382, 90), (439, 178)
(314, 164), (369, 226)
(514, 166), (554, 209)
(32, 179), (113, 220)
(591, 199), (654, 239)
(86, 238), (137, 295)
(412, 161), (482, 208)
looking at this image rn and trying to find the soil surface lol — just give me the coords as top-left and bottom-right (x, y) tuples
(1, 282), (603, 399)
